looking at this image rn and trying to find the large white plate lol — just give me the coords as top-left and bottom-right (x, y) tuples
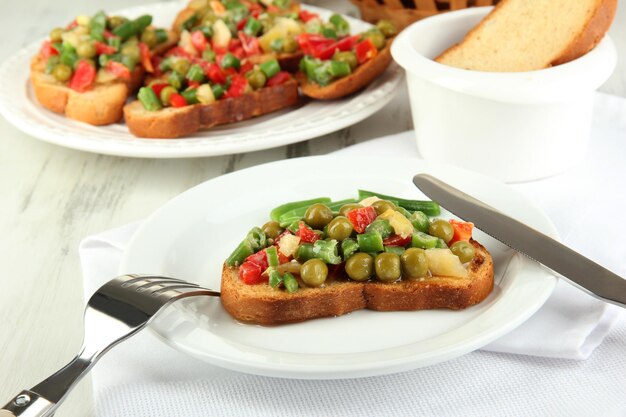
(120, 156), (558, 379)
(0, 2), (402, 158)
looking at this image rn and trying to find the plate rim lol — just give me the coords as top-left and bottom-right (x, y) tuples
(0, 3), (404, 158)
(120, 155), (558, 379)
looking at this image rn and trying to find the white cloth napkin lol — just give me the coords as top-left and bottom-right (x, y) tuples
(79, 92), (626, 416)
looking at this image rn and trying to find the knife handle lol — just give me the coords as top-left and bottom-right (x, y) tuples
(0, 391), (54, 417)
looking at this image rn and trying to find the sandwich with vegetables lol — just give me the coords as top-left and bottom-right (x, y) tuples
(30, 11), (176, 125)
(221, 191), (494, 325)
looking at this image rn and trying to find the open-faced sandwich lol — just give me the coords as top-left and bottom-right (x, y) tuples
(297, 19), (396, 100)
(221, 191), (494, 325)
(31, 11), (176, 125)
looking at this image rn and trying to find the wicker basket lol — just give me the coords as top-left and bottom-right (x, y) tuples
(350, 0), (499, 30)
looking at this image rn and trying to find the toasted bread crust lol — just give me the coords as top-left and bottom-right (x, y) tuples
(435, 0), (616, 71)
(30, 56), (142, 125)
(123, 78), (299, 138)
(298, 38), (393, 100)
(221, 240), (494, 325)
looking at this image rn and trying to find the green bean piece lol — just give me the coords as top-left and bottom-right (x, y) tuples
(341, 238), (359, 261)
(159, 57), (173, 72)
(296, 243), (315, 262)
(329, 60), (351, 78)
(326, 199), (358, 212)
(357, 190), (441, 216)
(260, 59), (280, 79)
(395, 206), (412, 219)
(283, 272), (299, 293)
(411, 232), (438, 249)
(155, 28), (169, 44)
(138, 87), (163, 111)
(220, 52), (240, 70)
(168, 71), (185, 90)
(384, 246), (405, 256)
(357, 232), (384, 253)
(243, 17), (262, 36)
(296, 240), (342, 264)
(365, 219), (393, 239)
(269, 269), (283, 288)
(60, 43), (78, 69)
(410, 211), (430, 233)
(321, 27), (337, 39)
(107, 36), (122, 50)
(329, 13), (350, 36)
(312, 64), (332, 86)
(435, 238), (448, 249)
(333, 51), (357, 70)
(186, 64), (205, 82)
(270, 197), (331, 222)
(266, 246), (279, 268)
(181, 88), (199, 105)
(226, 239), (254, 266)
(89, 11), (107, 42)
(211, 84), (225, 99)
(113, 15), (153, 40)
(182, 13), (199, 31)
(245, 227), (267, 251)
(376, 19), (397, 37)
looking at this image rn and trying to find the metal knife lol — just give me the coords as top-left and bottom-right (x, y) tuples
(413, 174), (626, 309)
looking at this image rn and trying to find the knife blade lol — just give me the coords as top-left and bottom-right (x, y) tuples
(413, 173), (626, 309)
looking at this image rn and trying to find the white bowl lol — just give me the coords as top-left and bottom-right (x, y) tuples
(391, 7), (617, 182)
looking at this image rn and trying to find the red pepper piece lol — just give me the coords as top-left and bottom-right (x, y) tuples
(40, 41), (59, 60)
(239, 261), (266, 284)
(236, 18), (248, 31)
(296, 221), (320, 244)
(383, 234), (412, 247)
(138, 42), (154, 73)
(448, 220), (474, 245)
(105, 61), (131, 81)
(239, 61), (254, 75)
(245, 249), (269, 271)
(238, 32), (260, 57)
(346, 206), (377, 233)
(191, 30), (208, 53)
(299, 10), (320, 22)
(68, 60), (96, 92)
(224, 74), (248, 98)
(267, 71), (291, 87)
(94, 41), (117, 55)
(170, 93), (188, 108)
(204, 62), (227, 84)
(355, 38), (378, 64)
(150, 82), (169, 97)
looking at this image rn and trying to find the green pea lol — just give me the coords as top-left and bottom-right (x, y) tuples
(121, 44), (141, 62)
(338, 203), (363, 217)
(401, 248), (428, 280)
(172, 59), (191, 76)
(300, 258), (328, 287)
(345, 252), (373, 281)
(333, 51), (357, 70)
(304, 203), (333, 229)
(76, 42), (96, 59)
(376, 19), (397, 37)
(52, 63), (72, 82)
(364, 29), (386, 50)
(450, 241), (476, 263)
(245, 69), (267, 90)
(326, 216), (353, 241)
(429, 219), (454, 244)
(262, 221), (283, 239)
(49, 27), (64, 43)
(372, 200), (396, 216)
(141, 29), (158, 48)
(159, 86), (177, 106)
(374, 252), (401, 282)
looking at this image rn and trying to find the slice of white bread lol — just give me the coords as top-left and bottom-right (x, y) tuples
(436, 0), (617, 72)
(221, 239), (494, 325)
(123, 79), (299, 138)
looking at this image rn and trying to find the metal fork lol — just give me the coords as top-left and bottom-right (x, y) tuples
(0, 274), (220, 417)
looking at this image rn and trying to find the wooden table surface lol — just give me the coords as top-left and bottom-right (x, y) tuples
(1, 1), (625, 415)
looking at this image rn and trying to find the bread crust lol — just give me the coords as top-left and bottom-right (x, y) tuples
(298, 38), (393, 100)
(435, 0), (617, 70)
(123, 78), (299, 138)
(30, 56), (143, 125)
(221, 239), (494, 325)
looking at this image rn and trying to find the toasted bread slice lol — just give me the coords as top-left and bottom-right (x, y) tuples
(123, 78), (299, 138)
(30, 34), (178, 125)
(221, 239), (494, 325)
(30, 56), (144, 125)
(298, 38), (393, 100)
(435, 0), (617, 72)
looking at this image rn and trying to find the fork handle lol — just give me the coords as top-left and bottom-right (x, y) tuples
(0, 390), (54, 417)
